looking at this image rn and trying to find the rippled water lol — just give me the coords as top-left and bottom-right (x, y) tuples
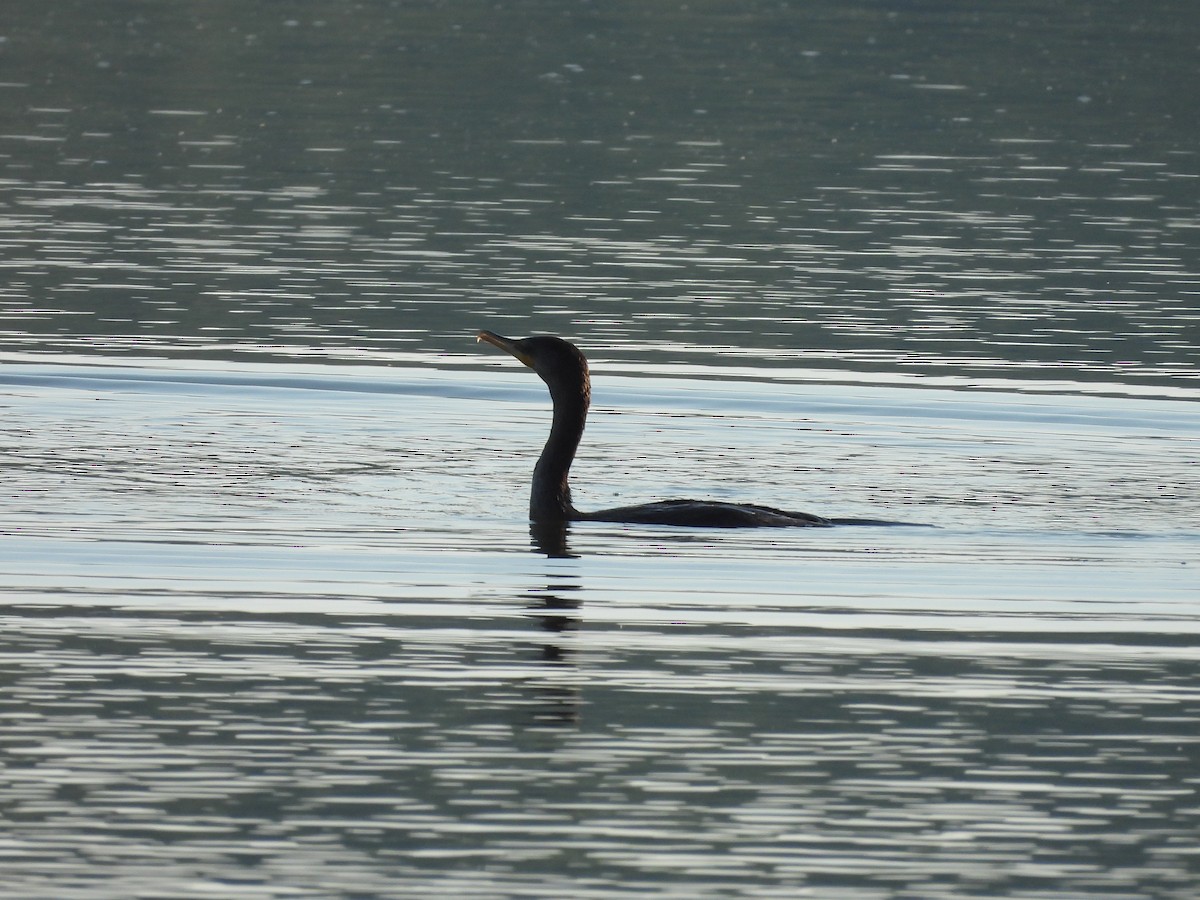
(2, 1), (1199, 896)
(2, 2), (1198, 385)
(3, 360), (1198, 898)
(3, 135), (1196, 386)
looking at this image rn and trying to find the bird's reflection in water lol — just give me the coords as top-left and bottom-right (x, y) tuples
(529, 520), (575, 559)
(521, 521), (583, 726)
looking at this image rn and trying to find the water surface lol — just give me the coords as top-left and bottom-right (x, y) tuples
(3, 360), (1198, 898)
(1, 1), (1196, 385)
(1, 1), (1198, 896)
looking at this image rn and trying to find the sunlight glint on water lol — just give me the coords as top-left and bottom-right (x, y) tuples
(2, 361), (1198, 897)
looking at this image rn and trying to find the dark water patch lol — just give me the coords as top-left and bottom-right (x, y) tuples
(1, 2), (1197, 389)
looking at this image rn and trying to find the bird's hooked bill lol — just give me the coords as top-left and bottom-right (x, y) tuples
(477, 329), (536, 369)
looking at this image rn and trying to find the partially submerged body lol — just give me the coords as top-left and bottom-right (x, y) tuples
(477, 330), (920, 529)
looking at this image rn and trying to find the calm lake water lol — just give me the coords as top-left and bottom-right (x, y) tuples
(2, 2), (1199, 898)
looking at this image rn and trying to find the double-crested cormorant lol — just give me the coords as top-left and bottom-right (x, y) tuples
(478, 330), (904, 528)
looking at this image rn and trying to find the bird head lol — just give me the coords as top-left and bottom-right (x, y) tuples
(477, 330), (590, 403)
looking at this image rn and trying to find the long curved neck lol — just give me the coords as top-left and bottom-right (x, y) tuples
(531, 379), (589, 522)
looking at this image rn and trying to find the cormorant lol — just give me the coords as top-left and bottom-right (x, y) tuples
(478, 330), (906, 528)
